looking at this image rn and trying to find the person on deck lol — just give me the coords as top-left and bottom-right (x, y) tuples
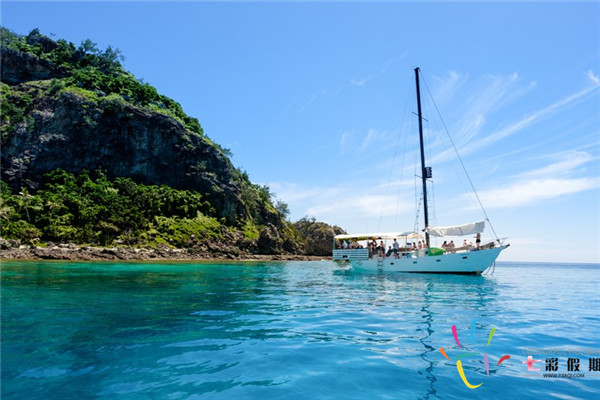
(386, 246), (393, 257)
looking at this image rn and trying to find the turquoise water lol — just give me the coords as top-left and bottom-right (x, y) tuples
(2, 261), (599, 399)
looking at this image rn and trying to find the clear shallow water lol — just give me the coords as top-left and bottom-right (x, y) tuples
(1, 261), (599, 399)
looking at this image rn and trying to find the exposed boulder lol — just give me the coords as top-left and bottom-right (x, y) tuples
(293, 217), (346, 256)
(257, 223), (281, 254)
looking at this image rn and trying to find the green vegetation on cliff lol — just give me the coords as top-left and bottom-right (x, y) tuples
(1, 169), (221, 247)
(0, 27), (344, 256)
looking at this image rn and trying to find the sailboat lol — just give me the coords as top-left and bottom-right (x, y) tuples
(332, 68), (509, 274)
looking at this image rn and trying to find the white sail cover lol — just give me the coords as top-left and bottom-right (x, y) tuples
(425, 220), (485, 237)
(335, 232), (423, 241)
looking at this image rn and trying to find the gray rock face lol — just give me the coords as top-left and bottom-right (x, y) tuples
(1, 84), (246, 223)
(293, 219), (346, 256)
(1, 47), (68, 85)
(257, 223), (281, 254)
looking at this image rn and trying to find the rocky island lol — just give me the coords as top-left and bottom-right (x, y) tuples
(0, 28), (344, 261)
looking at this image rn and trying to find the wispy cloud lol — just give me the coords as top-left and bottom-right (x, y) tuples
(476, 177), (597, 209)
(296, 87), (342, 113)
(461, 72), (600, 156)
(298, 53), (406, 112)
(380, 53), (406, 74)
(340, 127), (400, 155)
(465, 150), (599, 209)
(426, 72), (536, 165)
(298, 94), (317, 113)
(454, 73), (522, 142)
(588, 69), (600, 85)
(516, 150), (594, 179)
(270, 178), (416, 229)
(359, 128), (382, 151)
(431, 70), (469, 105)
(349, 54), (407, 87)
(427, 70), (599, 166)
(350, 75), (372, 87)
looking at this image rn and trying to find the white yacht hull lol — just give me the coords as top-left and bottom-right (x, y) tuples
(346, 246), (507, 274)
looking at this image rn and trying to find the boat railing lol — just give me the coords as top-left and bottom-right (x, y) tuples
(436, 242), (499, 254)
(333, 248), (369, 260)
(332, 241), (503, 261)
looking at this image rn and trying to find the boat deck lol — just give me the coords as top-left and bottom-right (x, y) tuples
(333, 242), (497, 261)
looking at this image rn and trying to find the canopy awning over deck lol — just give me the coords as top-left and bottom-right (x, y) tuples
(335, 232), (423, 241)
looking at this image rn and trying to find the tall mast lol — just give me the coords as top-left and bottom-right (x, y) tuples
(414, 67), (430, 248)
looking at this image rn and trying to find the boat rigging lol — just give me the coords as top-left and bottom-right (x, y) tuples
(332, 67), (509, 274)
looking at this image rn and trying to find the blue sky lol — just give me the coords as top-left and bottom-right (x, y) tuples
(2, 1), (599, 263)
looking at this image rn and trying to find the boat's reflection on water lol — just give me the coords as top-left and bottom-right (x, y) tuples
(334, 268), (500, 399)
(419, 281), (437, 400)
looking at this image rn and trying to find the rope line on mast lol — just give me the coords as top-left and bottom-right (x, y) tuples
(414, 192), (423, 233)
(376, 79), (414, 232)
(420, 74), (501, 243)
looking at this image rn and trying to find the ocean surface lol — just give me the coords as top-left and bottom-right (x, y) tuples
(1, 260), (599, 399)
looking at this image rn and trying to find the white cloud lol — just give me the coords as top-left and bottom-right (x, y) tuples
(269, 182), (343, 204)
(359, 128), (378, 150)
(425, 70), (596, 173)
(462, 77), (600, 155)
(587, 69), (600, 86)
(458, 150), (599, 210)
(269, 179), (416, 230)
(307, 194), (387, 218)
(454, 73), (520, 140)
(477, 177), (597, 209)
(304, 190), (416, 229)
(340, 127), (399, 155)
(427, 72), (536, 165)
(516, 151), (594, 179)
(431, 70), (468, 105)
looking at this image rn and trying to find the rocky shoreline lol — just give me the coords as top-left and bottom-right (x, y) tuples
(0, 240), (328, 262)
